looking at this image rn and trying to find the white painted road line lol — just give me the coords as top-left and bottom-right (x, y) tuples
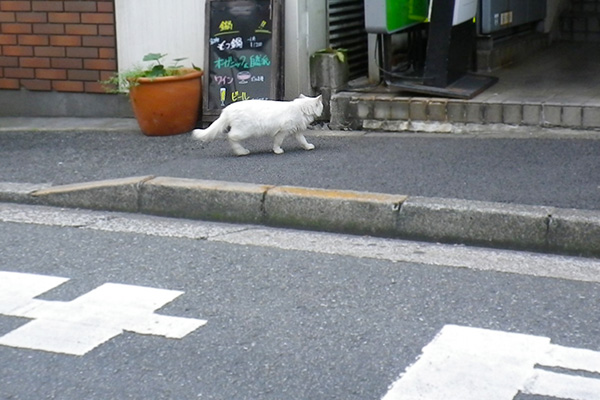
(538, 343), (600, 373)
(2, 203), (600, 284)
(523, 369), (600, 400)
(0, 271), (206, 356)
(0, 270), (69, 314)
(382, 325), (600, 400)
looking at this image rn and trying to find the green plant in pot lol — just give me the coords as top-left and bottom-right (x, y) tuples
(103, 53), (203, 136)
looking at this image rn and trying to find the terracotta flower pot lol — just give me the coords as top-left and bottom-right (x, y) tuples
(129, 68), (203, 136)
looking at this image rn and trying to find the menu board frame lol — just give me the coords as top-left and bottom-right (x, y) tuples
(203, 0), (284, 121)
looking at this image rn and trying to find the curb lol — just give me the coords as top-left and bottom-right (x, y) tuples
(1, 176), (599, 257)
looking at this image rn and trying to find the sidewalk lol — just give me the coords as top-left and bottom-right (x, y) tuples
(332, 42), (600, 132)
(0, 117), (599, 257)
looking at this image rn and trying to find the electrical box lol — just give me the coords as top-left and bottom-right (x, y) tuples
(479, 0), (546, 34)
(365, 0), (430, 34)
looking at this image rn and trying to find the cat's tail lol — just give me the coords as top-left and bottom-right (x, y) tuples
(191, 112), (229, 142)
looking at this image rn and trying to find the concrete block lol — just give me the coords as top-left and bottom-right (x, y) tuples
(522, 104), (542, 125)
(484, 103), (503, 124)
(547, 208), (600, 256)
(428, 100), (447, 122)
(465, 103), (484, 123)
(314, 87), (333, 121)
(31, 176), (153, 212)
(502, 103), (522, 125)
(363, 119), (409, 131)
(446, 101), (466, 123)
(583, 106), (600, 128)
(374, 101), (392, 120)
(264, 186), (407, 236)
(330, 93), (360, 130)
(390, 100), (409, 120)
(309, 52), (349, 90)
(357, 101), (372, 119)
(562, 106), (582, 128)
(139, 177), (271, 223)
(396, 197), (550, 251)
(543, 104), (562, 126)
(409, 99), (428, 121)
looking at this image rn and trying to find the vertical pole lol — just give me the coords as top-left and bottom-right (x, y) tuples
(379, 34), (393, 84)
(423, 0), (456, 87)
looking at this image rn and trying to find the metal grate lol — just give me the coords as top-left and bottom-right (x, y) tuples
(328, 0), (369, 79)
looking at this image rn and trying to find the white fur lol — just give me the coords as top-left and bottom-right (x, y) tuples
(192, 95), (323, 156)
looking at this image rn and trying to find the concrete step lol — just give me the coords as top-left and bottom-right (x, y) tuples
(330, 91), (600, 132)
(330, 41), (600, 133)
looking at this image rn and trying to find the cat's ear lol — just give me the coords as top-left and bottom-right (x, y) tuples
(299, 94), (306, 98)
(316, 94), (322, 101)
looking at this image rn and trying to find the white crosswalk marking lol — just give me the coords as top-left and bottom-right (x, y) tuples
(523, 370), (600, 400)
(382, 325), (600, 400)
(0, 271), (206, 356)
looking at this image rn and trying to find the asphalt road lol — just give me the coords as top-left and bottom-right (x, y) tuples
(0, 130), (599, 210)
(1, 204), (600, 399)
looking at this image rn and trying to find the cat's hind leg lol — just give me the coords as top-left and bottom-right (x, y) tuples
(273, 131), (288, 154)
(227, 127), (251, 156)
(228, 139), (250, 156)
(295, 132), (315, 151)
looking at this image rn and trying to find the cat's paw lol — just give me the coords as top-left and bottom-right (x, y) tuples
(191, 129), (206, 141)
(234, 148), (250, 156)
(304, 143), (315, 151)
(273, 147), (284, 155)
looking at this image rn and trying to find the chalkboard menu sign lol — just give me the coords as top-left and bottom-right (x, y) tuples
(204, 0), (283, 119)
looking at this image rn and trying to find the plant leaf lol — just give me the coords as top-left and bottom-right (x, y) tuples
(143, 53), (166, 62)
(147, 64), (166, 77)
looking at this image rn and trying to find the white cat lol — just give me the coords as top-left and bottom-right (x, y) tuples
(192, 94), (323, 156)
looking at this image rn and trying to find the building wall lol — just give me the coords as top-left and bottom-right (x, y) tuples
(0, 0), (116, 94)
(0, 0), (327, 116)
(114, 0), (204, 83)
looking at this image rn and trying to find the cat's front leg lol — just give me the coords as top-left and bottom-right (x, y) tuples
(295, 133), (315, 151)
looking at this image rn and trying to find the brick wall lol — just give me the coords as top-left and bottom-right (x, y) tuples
(0, 0), (116, 93)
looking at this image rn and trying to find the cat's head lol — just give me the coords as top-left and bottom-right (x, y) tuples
(298, 94), (323, 117)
